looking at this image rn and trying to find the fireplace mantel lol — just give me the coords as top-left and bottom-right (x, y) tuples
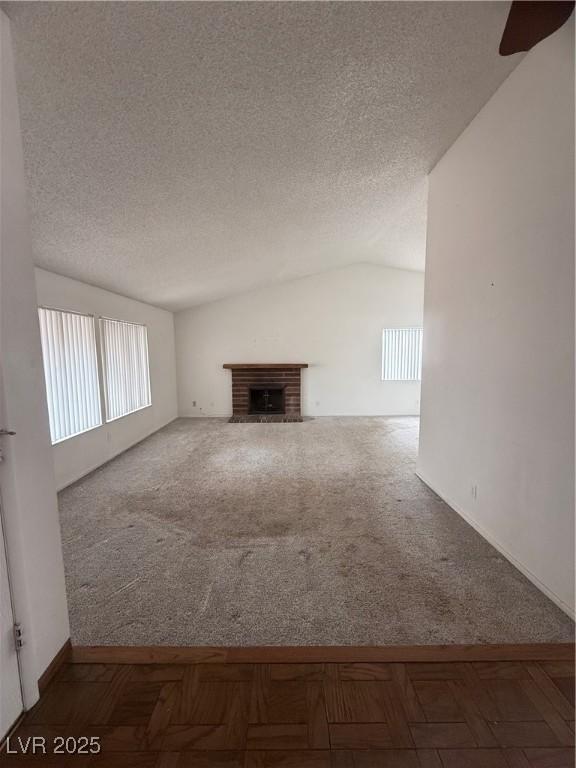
(223, 363), (308, 369)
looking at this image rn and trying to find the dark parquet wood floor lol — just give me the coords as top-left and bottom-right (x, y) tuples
(2, 648), (574, 767)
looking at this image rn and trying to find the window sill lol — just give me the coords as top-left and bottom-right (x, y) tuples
(104, 402), (152, 424)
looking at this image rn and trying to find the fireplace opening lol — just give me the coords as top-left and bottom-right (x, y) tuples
(249, 385), (285, 414)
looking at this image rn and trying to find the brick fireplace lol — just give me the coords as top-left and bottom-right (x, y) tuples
(223, 363), (308, 418)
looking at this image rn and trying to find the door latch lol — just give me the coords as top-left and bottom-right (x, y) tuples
(13, 623), (24, 651)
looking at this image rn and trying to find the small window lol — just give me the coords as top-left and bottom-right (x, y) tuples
(382, 328), (423, 381)
(38, 308), (102, 443)
(100, 318), (151, 421)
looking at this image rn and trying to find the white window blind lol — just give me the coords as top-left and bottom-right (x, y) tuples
(100, 318), (151, 421)
(382, 328), (423, 381)
(38, 308), (102, 444)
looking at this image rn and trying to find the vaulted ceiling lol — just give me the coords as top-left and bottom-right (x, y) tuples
(6, 2), (522, 310)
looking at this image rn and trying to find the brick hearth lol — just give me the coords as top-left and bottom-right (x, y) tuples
(223, 363), (308, 417)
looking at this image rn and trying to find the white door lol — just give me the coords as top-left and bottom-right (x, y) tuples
(0, 284), (24, 736)
(0, 490), (23, 737)
(0, 11), (25, 720)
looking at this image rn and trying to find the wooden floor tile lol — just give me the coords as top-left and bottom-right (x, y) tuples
(55, 663), (117, 683)
(329, 723), (392, 749)
(162, 725), (236, 751)
(391, 665), (425, 723)
(270, 664), (325, 681)
(409, 722), (476, 748)
(484, 680), (544, 722)
(449, 677), (499, 747)
(330, 750), (421, 767)
(154, 752), (181, 768)
(471, 662), (531, 680)
(178, 682), (230, 724)
(245, 750), (331, 767)
(5, 647), (573, 767)
(437, 748), (509, 768)
(520, 679), (575, 746)
(88, 753), (159, 767)
(27, 682), (110, 725)
(305, 681), (329, 748)
(261, 682), (309, 723)
(380, 681), (414, 747)
(174, 753), (244, 767)
(413, 680), (464, 722)
(523, 748), (576, 767)
(502, 747), (532, 768)
(129, 665), (186, 682)
(550, 678), (575, 709)
(109, 681), (165, 725)
(0, 753), (86, 767)
(415, 750), (443, 768)
(526, 666), (575, 721)
(337, 663), (392, 681)
(539, 663), (575, 679)
(245, 724), (309, 750)
(325, 681), (388, 723)
(407, 663), (465, 681)
(197, 665), (255, 682)
(92, 666), (133, 725)
(489, 722), (562, 748)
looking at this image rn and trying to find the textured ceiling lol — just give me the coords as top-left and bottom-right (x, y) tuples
(6, 2), (522, 310)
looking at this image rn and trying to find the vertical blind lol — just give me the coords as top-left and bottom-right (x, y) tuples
(38, 308), (102, 443)
(382, 328), (423, 381)
(100, 318), (151, 421)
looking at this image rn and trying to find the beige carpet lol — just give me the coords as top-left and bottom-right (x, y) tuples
(58, 417), (574, 646)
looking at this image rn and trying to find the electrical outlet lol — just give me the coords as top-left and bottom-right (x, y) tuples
(471, 484), (478, 500)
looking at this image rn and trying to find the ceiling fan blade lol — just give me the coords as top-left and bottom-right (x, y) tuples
(499, 0), (575, 55)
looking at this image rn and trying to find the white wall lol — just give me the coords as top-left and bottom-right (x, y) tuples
(0, 10), (69, 704)
(35, 269), (178, 490)
(176, 264), (424, 417)
(418, 21), (574, 616)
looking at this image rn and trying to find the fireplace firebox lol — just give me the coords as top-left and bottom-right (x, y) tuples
(249, 385), (285, 414)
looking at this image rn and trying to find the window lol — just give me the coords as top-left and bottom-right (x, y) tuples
(100, 318), (151, 421)
(382, 327), (423, 381)
(38, 308), (102, 443)
(38, 309), (152, 442)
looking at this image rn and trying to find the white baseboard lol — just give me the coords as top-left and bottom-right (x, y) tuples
(180, 413), (231, 418)
(179, 413), (420, 418)
(57, 417), (178, 491)
(416, 470), (575, 620)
